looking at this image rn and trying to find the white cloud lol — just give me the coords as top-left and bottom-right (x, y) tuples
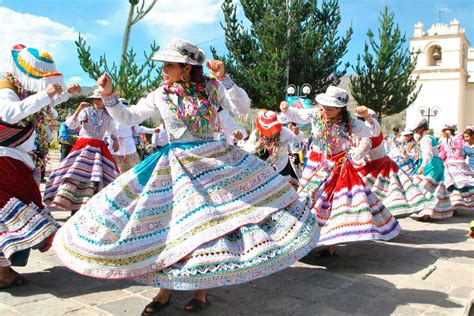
(0, 7), (77, 73)
(144, 0), (222, 28)
(68, 76), (82, 83)
(96, 19), (110, 26)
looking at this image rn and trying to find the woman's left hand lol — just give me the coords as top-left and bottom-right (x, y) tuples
(232, 130), (243, 141)
(206, 60), (225, 80)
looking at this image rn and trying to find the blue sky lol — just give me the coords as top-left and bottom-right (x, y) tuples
(0, 0), (472, 87)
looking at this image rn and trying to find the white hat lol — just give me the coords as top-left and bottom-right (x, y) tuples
(441, 124), (456, 132)
(152, 38), (205, 66)
(87, 89), (102, 100)
(315, 86), (349, 108)
(409, 117), (428, 132)
(401, 128), (414, 136)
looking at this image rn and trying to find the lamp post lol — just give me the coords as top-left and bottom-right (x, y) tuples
(287, 84), (312, 98)
(418, 106), (440, 127)
(286, 84), (312, 108)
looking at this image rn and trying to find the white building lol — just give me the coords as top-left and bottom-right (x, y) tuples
(406, 19), (474, 134)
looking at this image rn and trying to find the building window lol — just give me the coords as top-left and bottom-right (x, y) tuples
(427, 45), (442, 66)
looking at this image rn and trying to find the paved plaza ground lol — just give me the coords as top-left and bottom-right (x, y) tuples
(1, 150), (473, 315)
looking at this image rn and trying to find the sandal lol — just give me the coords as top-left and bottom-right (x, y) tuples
(0, 274), (29, 290)
(184, 298), (210, 313)
(141, 298), (170, 316)
(314, 248), (338, 258)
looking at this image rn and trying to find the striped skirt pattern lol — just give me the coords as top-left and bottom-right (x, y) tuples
(0, 157), (58, 267)
(299, 151), (400, 246)
(412, 157), (454, 219)
(444, 158), (474, 211)
(53, 141), (319, 290)
(354, 156), (428, 216)
(44, 138), (119, 212)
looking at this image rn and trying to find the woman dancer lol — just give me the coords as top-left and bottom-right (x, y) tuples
(244, 109), (304, 188)
(439, 125), (474, 211)
(0, 44), (81, 287)
(463, 127), (474, 171)
(352, 109), (427, 216)
(53, 39), (319, 314)
(411, 118), (453, 220)
(280, 87), (400, 256)
(44, 90), (120, 215)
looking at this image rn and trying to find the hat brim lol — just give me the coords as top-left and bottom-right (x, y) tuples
(315, 94), (347, 107)
(151, 49), (203, 66)
(255, 118), (282, 137)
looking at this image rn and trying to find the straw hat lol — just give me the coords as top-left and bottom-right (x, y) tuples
(152, 38), (205, 66)
(315, 86), (349, 108)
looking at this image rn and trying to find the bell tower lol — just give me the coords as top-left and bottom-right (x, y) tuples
(406, 19), (474, 133)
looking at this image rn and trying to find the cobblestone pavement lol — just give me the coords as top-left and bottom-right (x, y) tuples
(1, 150), (473, 315)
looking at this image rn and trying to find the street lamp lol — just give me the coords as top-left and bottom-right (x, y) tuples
(286, 84), (312, 109)
(418, 106), (441, 127)
(286, 84), (312, 98)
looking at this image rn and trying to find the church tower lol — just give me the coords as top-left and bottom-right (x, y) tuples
(406, 19), (474, 133)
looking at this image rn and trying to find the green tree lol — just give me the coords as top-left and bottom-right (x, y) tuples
(350, 6), (420, 123)
(212, 0), (352, 110)
(76, 0), (161, 104)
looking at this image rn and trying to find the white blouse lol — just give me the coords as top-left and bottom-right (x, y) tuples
(103, 79), (250, 143)
(0, 88), (71, 169)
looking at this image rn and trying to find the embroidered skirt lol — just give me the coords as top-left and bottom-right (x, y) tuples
(299, 151), (400, 246)
(0, 157), (58, 267)
(53, 141), (319, 290)
(44, 138), (119, 212)
(412, 157), (454, 219)
(354, 156), (428, 216)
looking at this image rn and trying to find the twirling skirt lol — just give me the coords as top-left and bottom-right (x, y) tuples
(44, 138), (119, 212)
(443, 157), (474, 211)
(354, 156), (428, 216)
(53, 141), (319, 290)
(299, 151), (400, 246)
(412, 157), (454, 219)
(0, 157), (58, 267)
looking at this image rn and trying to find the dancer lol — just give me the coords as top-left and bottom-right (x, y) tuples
(0, 44), (81, 288)
(463, 126), (474, 171)
(352, 108), (427, 216)
(280, 87), (400, 255)
(411, 118), (453, 220)
(53, 38), (319, 314)
(439, 125), (474, 211)
(244, 110), (304, 188)
(44, 90), (120, 215)
(395, 129), (419, 175)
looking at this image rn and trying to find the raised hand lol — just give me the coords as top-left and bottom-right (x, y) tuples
(46, 84), (63, 99)
(97, 74), (113, 96)
(67, 83), (82, 94)
(280, 101), (289, 113)
(232, 130), (243, 141)
(355, 106), (369, 119)
(77, 101), (89, 111)
(206, 60), (225, 80)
